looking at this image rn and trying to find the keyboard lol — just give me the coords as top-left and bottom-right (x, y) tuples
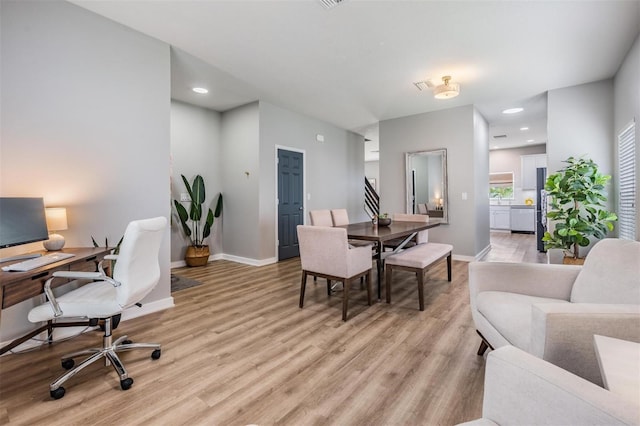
(1, 252), (76, 272)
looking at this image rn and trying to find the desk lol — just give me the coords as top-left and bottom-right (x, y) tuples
(0, 247), (111, 354)
(337, 220), (441, 299)
(593, 334), (640, 405)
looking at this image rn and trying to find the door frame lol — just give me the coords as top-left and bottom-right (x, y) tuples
(275, 145), (307, 261)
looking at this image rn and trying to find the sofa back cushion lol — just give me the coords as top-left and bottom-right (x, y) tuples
(570, 238), (640, 304)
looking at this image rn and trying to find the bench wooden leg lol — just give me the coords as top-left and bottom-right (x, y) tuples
(299, 271), (308, 308)
(385, 265), (393, 304)
(417, 269), (425, 311)
(342, 279), (351, 321)
(447, 253), (452, 282)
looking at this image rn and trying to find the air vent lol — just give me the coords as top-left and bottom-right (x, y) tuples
(318, 0), (346, 10)
(413, 80), (435, 91)
(493, 134), (507, 139)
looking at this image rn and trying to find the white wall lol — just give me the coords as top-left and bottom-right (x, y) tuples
(365, 161), (380, 192)
(170, 101), (223, 262)
(379, 105), (484, 258)
(0, 1), (171, 341)
(613, 34), (639, 240)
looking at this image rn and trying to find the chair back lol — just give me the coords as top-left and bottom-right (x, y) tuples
(309, 209), (333, 226)
(297, 225), (350, 277)
(570, 238), (640, 304)
(393, 213), (429, 244)
(330, 209), (350, 226)
(113, 217), (167, 308)
(418, 203), (428, 214)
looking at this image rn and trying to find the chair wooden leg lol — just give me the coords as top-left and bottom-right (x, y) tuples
(342, 279), (351, 321)
(385, 265), (393, 304)
(299, 271), (307, 308)
(417, 269), (425, 311)
(447, 253), (452, 282)
(477, 339), (489, 356)
(366, 270), (372, 306)
(327, 279), (332, 295)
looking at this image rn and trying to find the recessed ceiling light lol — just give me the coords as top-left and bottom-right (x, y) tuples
(492, 145), (499, 149)
(502, 107), (523, 114)
(527, 139), (535, 143)
(520, 127), (529, 131)
(192, 87), (209, 94)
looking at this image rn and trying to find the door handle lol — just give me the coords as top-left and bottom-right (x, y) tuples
(299, 206), (304, 210)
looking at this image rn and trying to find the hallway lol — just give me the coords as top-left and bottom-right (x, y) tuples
(481, 231), (548, 264)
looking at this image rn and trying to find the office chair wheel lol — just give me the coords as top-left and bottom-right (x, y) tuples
(50, 387), (65, 399)
(151, 349), (161, 360)
(120, 378), (134, 390)
(61, 359), (75, 370)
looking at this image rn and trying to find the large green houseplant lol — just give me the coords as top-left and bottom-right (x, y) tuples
(173, 174), (223, 266)
(542, 157), (617, 262)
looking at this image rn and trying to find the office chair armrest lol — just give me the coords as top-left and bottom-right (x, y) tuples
(44, 272), (121, 317)
(98, 254), (118, 276)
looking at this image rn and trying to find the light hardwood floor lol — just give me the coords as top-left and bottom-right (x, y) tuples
(481, 231), (547, 264)
(0, 257), (486, 426)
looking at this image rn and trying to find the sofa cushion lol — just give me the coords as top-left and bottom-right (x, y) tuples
(571, 239), (640, 304)
(476, 291), (569, 351)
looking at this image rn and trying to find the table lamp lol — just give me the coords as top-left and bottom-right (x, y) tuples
(43, 207), (68, 251)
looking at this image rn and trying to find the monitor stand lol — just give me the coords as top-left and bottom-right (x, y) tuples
(0, 253), (42, 263)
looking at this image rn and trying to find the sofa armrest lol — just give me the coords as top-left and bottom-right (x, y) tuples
(531, 303), (640, 386)
(468, 262), (580, 309)
(481, 346), (640, 426)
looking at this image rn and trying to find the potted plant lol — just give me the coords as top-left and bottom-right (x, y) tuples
(542, 157), (617, 264)
(173, 174), (223, 267)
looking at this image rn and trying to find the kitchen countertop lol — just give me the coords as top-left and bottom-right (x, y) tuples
(490, 203), (536, 208)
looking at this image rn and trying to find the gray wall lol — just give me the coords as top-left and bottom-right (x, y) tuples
(365, 161), (380, 192)
(170, 101), (223, 261)
(473, 109), (491, 255)
(259, 101), (366, 260)
(221, 102), (261, 260)
(490, 144), (547, 188)
(379, 105), (486, 258)
(0, 1), (171, 341)
(613, 34), (639, 240)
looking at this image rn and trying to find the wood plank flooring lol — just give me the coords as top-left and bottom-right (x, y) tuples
(0, 256), (487, 426)
(481, 231), (547, 264)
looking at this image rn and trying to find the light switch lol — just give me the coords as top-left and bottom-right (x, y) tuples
(180, 193), (190, 202)
(461, 192), (468, 200)
(307, 193), (311, 200)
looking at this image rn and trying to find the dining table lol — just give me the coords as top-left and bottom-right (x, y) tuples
(336, 219), (441, 300)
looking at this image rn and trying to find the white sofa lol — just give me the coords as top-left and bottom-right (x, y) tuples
(469, 238), (640, 385)
(458, 346), (640, 425)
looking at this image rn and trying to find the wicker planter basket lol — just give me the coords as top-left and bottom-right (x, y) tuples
(185, 245), (210, 267)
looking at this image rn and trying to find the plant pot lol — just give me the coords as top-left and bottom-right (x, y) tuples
(185, 245), (210, 267)
(378, 218), (392, 227)
(562, 256), (585, 265)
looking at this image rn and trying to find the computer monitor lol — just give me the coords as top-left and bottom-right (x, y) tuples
(0, 197), (49, 249)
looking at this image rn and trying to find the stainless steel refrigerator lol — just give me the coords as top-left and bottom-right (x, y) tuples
(536, 167), (547, 252)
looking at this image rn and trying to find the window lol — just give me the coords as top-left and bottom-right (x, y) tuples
(617, 122), (636, 240)
(489, 172), (514, 200)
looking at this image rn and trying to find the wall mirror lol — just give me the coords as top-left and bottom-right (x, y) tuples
(405, 149), (448, 223)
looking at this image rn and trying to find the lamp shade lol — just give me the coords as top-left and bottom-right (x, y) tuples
(45, 207), (68, 232)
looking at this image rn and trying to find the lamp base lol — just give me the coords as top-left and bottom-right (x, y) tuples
(43, 234), (65, 251)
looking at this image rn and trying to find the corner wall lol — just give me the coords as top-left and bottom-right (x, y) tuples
(0, 1), (171, 341)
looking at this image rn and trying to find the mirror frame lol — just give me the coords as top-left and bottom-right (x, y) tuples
(405, 148), (448, 224)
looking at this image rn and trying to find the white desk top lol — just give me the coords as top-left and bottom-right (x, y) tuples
(593, 334), (640, 404)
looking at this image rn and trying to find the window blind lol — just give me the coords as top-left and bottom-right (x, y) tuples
(617, 122), (636, 240)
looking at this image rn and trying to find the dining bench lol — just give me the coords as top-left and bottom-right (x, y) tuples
(385, 242), (453, 311)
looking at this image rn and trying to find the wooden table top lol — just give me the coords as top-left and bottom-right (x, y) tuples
(337, 220), (441, 242)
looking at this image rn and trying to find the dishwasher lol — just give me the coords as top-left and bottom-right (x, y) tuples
(510, 206), (535, 233)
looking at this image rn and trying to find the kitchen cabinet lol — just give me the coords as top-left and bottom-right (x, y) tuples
(521, 154), (547, 189)
(510, 206), (535, 232)
(490, 206), (511, 230)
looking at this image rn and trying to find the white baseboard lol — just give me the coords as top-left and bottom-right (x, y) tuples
(474, 244), (492, 261)
(1, 296), (175, 356)
(221, 254), (277, 267)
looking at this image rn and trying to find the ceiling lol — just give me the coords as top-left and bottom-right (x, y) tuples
(72, 0), (639, 160)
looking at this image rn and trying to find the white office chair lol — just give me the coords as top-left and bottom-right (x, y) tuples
(28, 217), (167, 399)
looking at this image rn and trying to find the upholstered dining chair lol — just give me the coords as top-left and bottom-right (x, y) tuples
(309, 209), (333, 226)
(330, 208), (372, 249)
(297, 225), (372, 321)
(28, 217), (167, 399)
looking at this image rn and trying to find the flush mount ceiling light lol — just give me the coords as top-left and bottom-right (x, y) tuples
(520, 127), (529, 131)
(433, 76), (460, 100)
(192, 87), (209, 94)
(502, 107), (524, 114)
